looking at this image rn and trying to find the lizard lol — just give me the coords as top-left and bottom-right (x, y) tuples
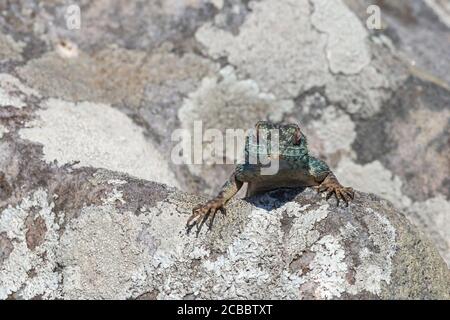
(187, 121), (354, 228)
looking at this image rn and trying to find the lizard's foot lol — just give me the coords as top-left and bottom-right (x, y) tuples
(187, 199), (226, 232)
(318, 180), (354, 207)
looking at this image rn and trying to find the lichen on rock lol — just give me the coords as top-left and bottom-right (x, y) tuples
(0, 0), (449, 300)
(19, 98), (179, 188)
(0, 189), (60, 300)
(1, 175), (449, 300)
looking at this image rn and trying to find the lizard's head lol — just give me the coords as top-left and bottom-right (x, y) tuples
(245, 121), (309, 161)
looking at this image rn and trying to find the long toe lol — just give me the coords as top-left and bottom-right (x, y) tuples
(327, 188), (334, 201)
(340, 191), (350, 206)
(335, 191), (341, 206)
(197, 212), (211, 232)
(208, 209), (217, 230)
(344, 190), (353, 203)
(188, 207), (206, 227)
(349, 189), (355, 199)
(187, 212), (198, 226)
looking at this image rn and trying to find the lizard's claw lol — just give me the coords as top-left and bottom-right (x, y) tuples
(318, 184), (354, 207)
(187, 199), (225, 233)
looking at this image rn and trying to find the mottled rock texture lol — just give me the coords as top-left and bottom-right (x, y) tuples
(0, 0), (449, 299)
(0, 167), (449, 299)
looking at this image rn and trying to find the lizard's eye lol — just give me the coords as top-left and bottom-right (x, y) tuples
(294, 130), (302, 145)
(289, 125), (302, 145)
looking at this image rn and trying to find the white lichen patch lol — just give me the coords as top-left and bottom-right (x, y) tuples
(307, 235), (348, 299)
(59, 204), (148, 299)
(335, 158), (412, 208)
(292, 206), (397, 299)
(195, 0), (392, 118)
(0, 189), (60, 299)
(310, 0), (371, 74)
(190, 207), (291, 300)
(193, 197), (398, 299)
(310, 105), (357, 154)
(262, 198), (396, 299)
(408, 195), (450, 267)
(162, 0), (204, 15)
(0, 32), (24, 62)
(166, 198), (397, 299)
(150, 200), (316, 300)
(106, 179), (128, 186)
(178, 66), (293, 130)
(209, 0), (224, 10)
(146, 201), (191, 269)
(19, 98), (179, 188)
(196, 0), (329, 98)
(0, 74), (40, 108)
(325, 64), (392, 118)
(58, 187), (188, 299)
(102, 188), (126, 205)
(283, 202), (330, 257)
(349, 209), (396, 295)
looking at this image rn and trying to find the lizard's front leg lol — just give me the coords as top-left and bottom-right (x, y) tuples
(187, 170), (243, 230)
(317, 172), (354, 206)
(309, 156), (354, 206)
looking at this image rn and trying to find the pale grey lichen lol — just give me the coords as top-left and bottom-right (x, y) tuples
(0, 74), (40, 108)
(351, 209), (396, 296)
(0, 182), (448, 299)
(283, 202), (330, 258)
(335, 158), (412, 209)
(58, 182), (171, 299)
(307, 235), (348, 299)
(0, 32), (24, 62)
(196, 0), (329, 99)
(174, 197), (398, 300)
(323, 56), (393, 118)
(178, 66), (294, 130)
(195, 0), (391, 119)
(0, 189), (60, 299)
(309, 105), (357, 154)
(310, 0), (371, 75)
(209, 0), (224, 10)
(190, 207), (289, 299)
(408, 195), (450, 267)
(19, 98), (179, 188)
(58, 203), (155, 299)
(280, 200), (397, 299)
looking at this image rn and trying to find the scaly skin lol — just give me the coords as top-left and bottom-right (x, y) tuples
(187, 122), (354, 229)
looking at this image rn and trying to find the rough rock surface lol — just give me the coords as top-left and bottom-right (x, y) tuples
(0, 167), (449, 300)
(0, 0), (450, 299)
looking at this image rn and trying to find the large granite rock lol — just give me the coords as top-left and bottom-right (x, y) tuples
(0, 165), (449, 299)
